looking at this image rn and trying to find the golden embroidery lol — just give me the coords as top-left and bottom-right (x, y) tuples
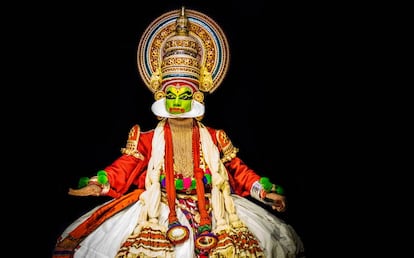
(216, 129), (239, 162)
(120, 125), (144, 160)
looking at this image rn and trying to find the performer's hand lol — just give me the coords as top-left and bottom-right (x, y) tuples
(265, 192), (287, 212)
(68, 184), (101, 196)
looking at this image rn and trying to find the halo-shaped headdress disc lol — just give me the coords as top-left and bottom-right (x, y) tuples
(137, 8), (230, 94)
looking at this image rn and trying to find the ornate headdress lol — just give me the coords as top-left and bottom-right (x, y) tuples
(137, 7), (230, 118)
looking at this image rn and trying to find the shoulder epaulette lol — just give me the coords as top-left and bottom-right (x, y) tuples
(120, 124), (144, 160)
(216, 129), (239, 163)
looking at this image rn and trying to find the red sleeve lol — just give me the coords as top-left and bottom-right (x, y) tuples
(102, 127), (154, 198)
(206, 126), (260, 197)
(225, 157), (260, 197)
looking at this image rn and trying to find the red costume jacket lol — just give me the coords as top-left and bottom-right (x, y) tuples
(103, 123), (261, 199)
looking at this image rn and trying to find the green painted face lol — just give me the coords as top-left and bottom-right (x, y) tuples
(165, 85), (193, 114)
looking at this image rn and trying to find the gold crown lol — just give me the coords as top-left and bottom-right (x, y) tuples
(137, 7), (229, 95)
(159, 7), (201, 92)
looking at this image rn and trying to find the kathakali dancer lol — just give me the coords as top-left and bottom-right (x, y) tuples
(53, 7), (304, 258)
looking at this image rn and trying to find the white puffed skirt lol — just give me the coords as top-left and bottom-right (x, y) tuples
(57, 195), (304, 258)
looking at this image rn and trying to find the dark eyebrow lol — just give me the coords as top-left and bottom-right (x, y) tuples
(181, 89), (193, 95)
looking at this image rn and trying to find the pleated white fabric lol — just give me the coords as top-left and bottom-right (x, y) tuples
(58, 196), (304, 258)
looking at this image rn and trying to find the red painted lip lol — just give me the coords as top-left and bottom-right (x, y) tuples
(169, 107), (185, 113)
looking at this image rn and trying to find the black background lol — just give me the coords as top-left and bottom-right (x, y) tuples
(17, 0), (360, 257)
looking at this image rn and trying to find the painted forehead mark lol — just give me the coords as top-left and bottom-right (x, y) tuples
(166, 85), (194, 95)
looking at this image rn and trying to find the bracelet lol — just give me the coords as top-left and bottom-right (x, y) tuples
(250, 181), (266, 201)
(88, 177), (110, 196)
(88, 177), (104, 189)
